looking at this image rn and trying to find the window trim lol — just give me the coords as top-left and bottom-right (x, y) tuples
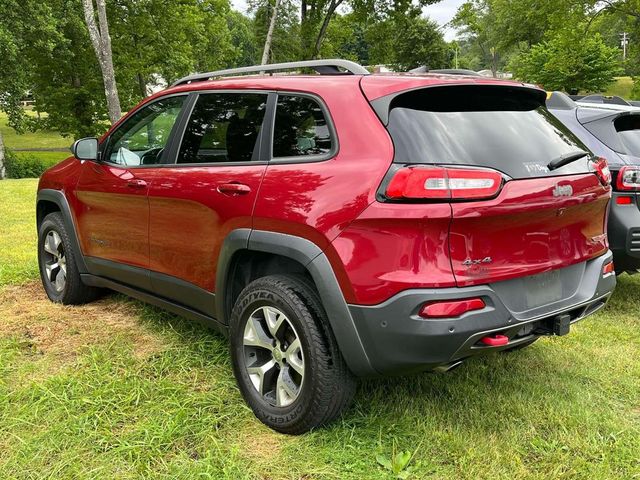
(166, 89), (273, 168)
(269, 91), (339, 164)
(100, 92), (190, 169)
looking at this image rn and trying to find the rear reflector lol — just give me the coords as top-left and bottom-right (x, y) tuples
(603, 261), (615, 276)
(419, 298), (486, 318)
(616, 196), (634, 205)
(616, 165), (640, 191)
(480, 334), (509, 346)
(386, 166), (503, 201)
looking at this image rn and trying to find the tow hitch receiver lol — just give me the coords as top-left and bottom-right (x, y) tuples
(553, 314), (571, 336)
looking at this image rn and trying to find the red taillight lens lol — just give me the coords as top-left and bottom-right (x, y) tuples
(386, 167), (503, 201)
(603, 261), (615, 276)
(616, 165), (640, 191)
(590, 157), (612, 186)
(616, 195), (634, 205)
(419, 298), (486, 318)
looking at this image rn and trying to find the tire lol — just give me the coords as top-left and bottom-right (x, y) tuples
(501, 337), (538, 353)
(38, 212), (103, 305)
(229, 274), (356, 434)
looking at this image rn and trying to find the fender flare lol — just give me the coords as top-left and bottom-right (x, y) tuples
(216, 229), (375, 376)
(36, 189), (88, 274)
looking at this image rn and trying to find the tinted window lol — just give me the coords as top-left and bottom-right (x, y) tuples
(386, 86), (591, 179)
(178, 93), (267, 164)
(614, 115), (640, 156)
(273, 95), (332, 158)
(107, 96), (185, 166)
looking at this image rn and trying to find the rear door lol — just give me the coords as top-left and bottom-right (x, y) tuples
(145, 91), (270, 316)
(380, 85), (611, 287)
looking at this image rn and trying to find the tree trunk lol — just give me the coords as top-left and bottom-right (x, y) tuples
(0, 130), (5, 180)
(137, 73), (147, 98)
(312, 0), (342, 59)
(82, 0), (122, 124)
(261, 0), (281, 65)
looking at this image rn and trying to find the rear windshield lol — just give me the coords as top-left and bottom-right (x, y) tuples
(614, 115), (640, 157)
(386, 86), (591, 179)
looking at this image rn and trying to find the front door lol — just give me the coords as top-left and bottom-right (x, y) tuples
(145, 91), (270, 315)
(74, 95), (187, 290)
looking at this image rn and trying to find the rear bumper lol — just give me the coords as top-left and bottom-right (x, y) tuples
(348, 251), (616, 375)
(608, 193), (640, 272)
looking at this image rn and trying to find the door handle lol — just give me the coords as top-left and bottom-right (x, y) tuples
(217, 183), (251, 195)
(126, 179), (147, 189)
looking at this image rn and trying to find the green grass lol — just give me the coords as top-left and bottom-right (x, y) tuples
(0, 179), (38, 285)
(0, 179), (639, 479)
(603, 76), (635, 100)
(0, 112), (70, 150)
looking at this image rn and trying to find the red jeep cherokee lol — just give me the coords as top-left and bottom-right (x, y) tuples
(37, 60), (616, 434)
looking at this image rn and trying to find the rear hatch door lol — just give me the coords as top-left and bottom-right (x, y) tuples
(374, 83), (611, 288)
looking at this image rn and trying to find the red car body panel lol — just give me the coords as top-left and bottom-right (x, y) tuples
(448, 173), (610, 287)
(330, 202), (455, 305)
(74, 161), (153, 270)
(145, 164), (266, 291)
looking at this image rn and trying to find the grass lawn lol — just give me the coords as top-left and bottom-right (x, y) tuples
(1, 112), (71, 169)
(603, 77), (635, 100)
(1, 178), (639, 479)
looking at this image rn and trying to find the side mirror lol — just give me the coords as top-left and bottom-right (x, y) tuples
(72, 137), (99, 161)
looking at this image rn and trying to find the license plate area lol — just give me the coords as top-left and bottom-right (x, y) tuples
(524, 269), (562, 309)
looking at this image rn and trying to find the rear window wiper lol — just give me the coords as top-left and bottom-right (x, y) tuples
(547, 150), (589, 171)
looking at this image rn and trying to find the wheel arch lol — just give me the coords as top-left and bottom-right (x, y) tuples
(36, 189), (88, 273)
(216, 229), (375, 376)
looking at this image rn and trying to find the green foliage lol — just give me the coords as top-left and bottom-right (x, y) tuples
(511, 29), (622, 93)
(3, 149), (61, 179)
(376, 441), (421, 479)
(366, 15), (449, 70)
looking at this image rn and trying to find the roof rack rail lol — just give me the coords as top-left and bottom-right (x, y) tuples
(171, 59), (370, 87)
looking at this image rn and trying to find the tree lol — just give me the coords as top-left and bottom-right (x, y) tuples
(261, 0), (282, 64)
(510, 28), (622, 93)
(366, 14), (449, 70)
(82, 0), (122, 124)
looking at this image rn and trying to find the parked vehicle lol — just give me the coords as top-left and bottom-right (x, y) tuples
(548, 91), (640, 274)
(37, 60), (616, 434)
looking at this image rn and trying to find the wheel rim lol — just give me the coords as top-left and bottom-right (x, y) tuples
(43, 230), (66, 293)
(242, 306), (305, 407)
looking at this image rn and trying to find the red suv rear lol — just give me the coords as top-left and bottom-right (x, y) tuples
(36, 60), (616, 434)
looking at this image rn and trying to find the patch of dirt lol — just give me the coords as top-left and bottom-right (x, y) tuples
(0, 281), (166, 365)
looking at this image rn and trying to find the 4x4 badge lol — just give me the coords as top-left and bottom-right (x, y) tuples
(463, 257), (493, 267)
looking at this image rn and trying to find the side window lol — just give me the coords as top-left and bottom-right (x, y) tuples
(106, 96), (185, 166)
(272, 95), (333, 158)
(177, 93), (267, 164)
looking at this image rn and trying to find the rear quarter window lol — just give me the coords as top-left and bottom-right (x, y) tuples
(272, 95), (333, 159)
(614, 114), (640, 157)
(385, 86), (591, 179)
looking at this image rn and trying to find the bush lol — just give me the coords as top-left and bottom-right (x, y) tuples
(4, 149), (60, 178)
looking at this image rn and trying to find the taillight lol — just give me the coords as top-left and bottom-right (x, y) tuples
(616, 165), (640, 191)
(386, 166), (504, 201)
(590, 157), (611, 186)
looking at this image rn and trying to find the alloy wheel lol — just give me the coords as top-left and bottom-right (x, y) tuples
(242, 306), (305, 407)
(43, 230), (67, 293)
